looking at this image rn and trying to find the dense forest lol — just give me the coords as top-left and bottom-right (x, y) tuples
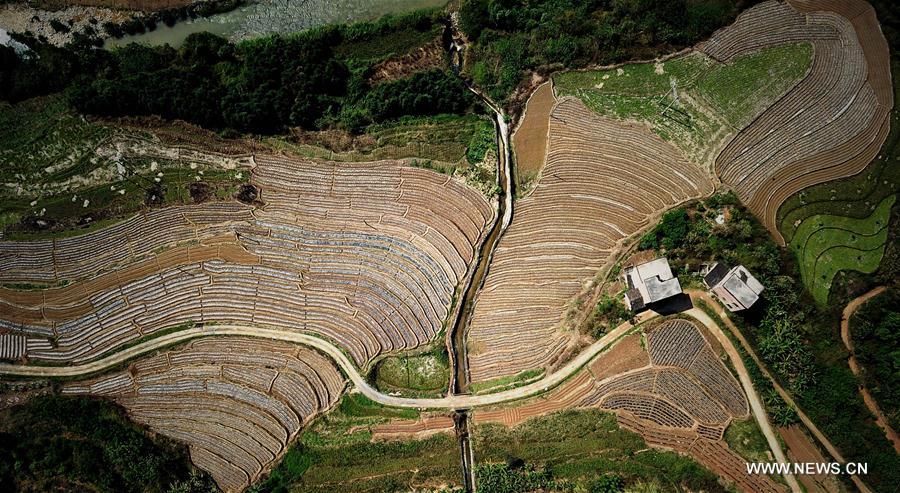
(0, 1), (759, 135)
(0, 395), (215, 492)
(1, 9), (474, 134)
(851, 289), (900, 432)
(458, 0), (756, 102)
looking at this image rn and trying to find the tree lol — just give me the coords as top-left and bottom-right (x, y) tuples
(591, 474), (625, 493)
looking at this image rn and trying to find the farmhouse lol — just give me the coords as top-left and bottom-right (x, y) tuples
(621, 257), (682, 311)
(703, 262), (764, 312)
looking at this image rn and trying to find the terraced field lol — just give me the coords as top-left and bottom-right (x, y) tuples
(474, 318), (784, 493)
(0, 151), (493, 367)
(554, 42), (812, 167)
(265, 115), (499, 196)
(62, 337), (345, 492)
(707, 0), (893, 239)
(789, 194), (895, 304)
(554, 0), (893, 241)
(466, 98), (712, 383)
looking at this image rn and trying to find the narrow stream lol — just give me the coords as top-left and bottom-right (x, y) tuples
(447, 106), (512, 396)
(445, 47), (516, 487)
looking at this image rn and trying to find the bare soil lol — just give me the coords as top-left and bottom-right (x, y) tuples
(779, 425), (841, 493)
(511, 82), (556, 185)
(369, 38), (445, 85)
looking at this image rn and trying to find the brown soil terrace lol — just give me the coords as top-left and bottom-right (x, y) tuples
(510, 81), (556, 184)
(704, 0), (893, 243)
(0, 0), (895, 491)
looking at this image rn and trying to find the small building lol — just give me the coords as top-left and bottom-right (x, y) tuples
(703, 262), (764, 312)
(621, 257), (682, 311)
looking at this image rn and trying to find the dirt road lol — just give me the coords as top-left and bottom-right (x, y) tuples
(0, 295), (816, 491)
(689, 290), (873, 493)
(840, 286), (900, 453)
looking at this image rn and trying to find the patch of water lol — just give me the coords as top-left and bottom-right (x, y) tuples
(0, 27), (29, 54)
(105, 0), (447, 49)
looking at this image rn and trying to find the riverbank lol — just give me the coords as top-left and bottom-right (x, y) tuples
(0, 3), (134, 46)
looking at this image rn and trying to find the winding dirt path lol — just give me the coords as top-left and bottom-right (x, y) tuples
(840, 285), (900, 453)
(684, 303), (802, 493)
(689, 290), (873, 493)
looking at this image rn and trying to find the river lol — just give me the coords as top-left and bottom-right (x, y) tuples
(104, 0), (447, 48)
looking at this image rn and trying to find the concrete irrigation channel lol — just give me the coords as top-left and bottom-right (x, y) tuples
(443, 85), (515, 491)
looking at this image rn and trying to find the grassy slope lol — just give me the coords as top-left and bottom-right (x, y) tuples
(473, 409), (725, 492)
(266, 115), (493, 166)
(0, 97), (248, 239)
(253, 394), (461, 493)
(789, 195), (895, 304)
(553, 43), (812, 163)
(723, 418), (771, 463)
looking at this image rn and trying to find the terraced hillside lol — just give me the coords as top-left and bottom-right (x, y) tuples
(466, 99), (712, 384)
(474, 318), (783, 493)
(63, 337), (345, 492)
(0, 151), (493, 368)
(554, 43), (812, 168)
(706, 0), (893, 240)
(789, 194), (895, 304)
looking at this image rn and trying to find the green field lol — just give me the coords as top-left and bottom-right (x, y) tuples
(789, 195), (895, 304)
(472, 409), (725, 492)
(0, 98), (249, 239)
(253, 394), (461, 493)
(373, 346), (451, 398)
(469, 368), (544, 394)
(723, 418), (771, 463)
(553, 43), (812, 164)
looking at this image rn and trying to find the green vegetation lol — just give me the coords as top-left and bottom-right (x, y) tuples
(554, 43), (812, 162)
(373, 346), (450, 398)
(265, 114), (498, 193)
(0, 97), (250, 238)
(0, 395), (215, 493)
(252, 393), (461, 493)
(789, 195), (895, 304)
(469, 368), (544, 394)
(637, 192), (784, 283)
(723, 418), (770, 463)
(694, 43), (812, 127)
(475, 462), (553, 493)
(582, 294), (632, 338)
(472, 409), (725, 492)
(459, 0), (753, 103)
(336, 393), (419, 421)
(2, 9), (478, 136)
(850, 288), (900, 431)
